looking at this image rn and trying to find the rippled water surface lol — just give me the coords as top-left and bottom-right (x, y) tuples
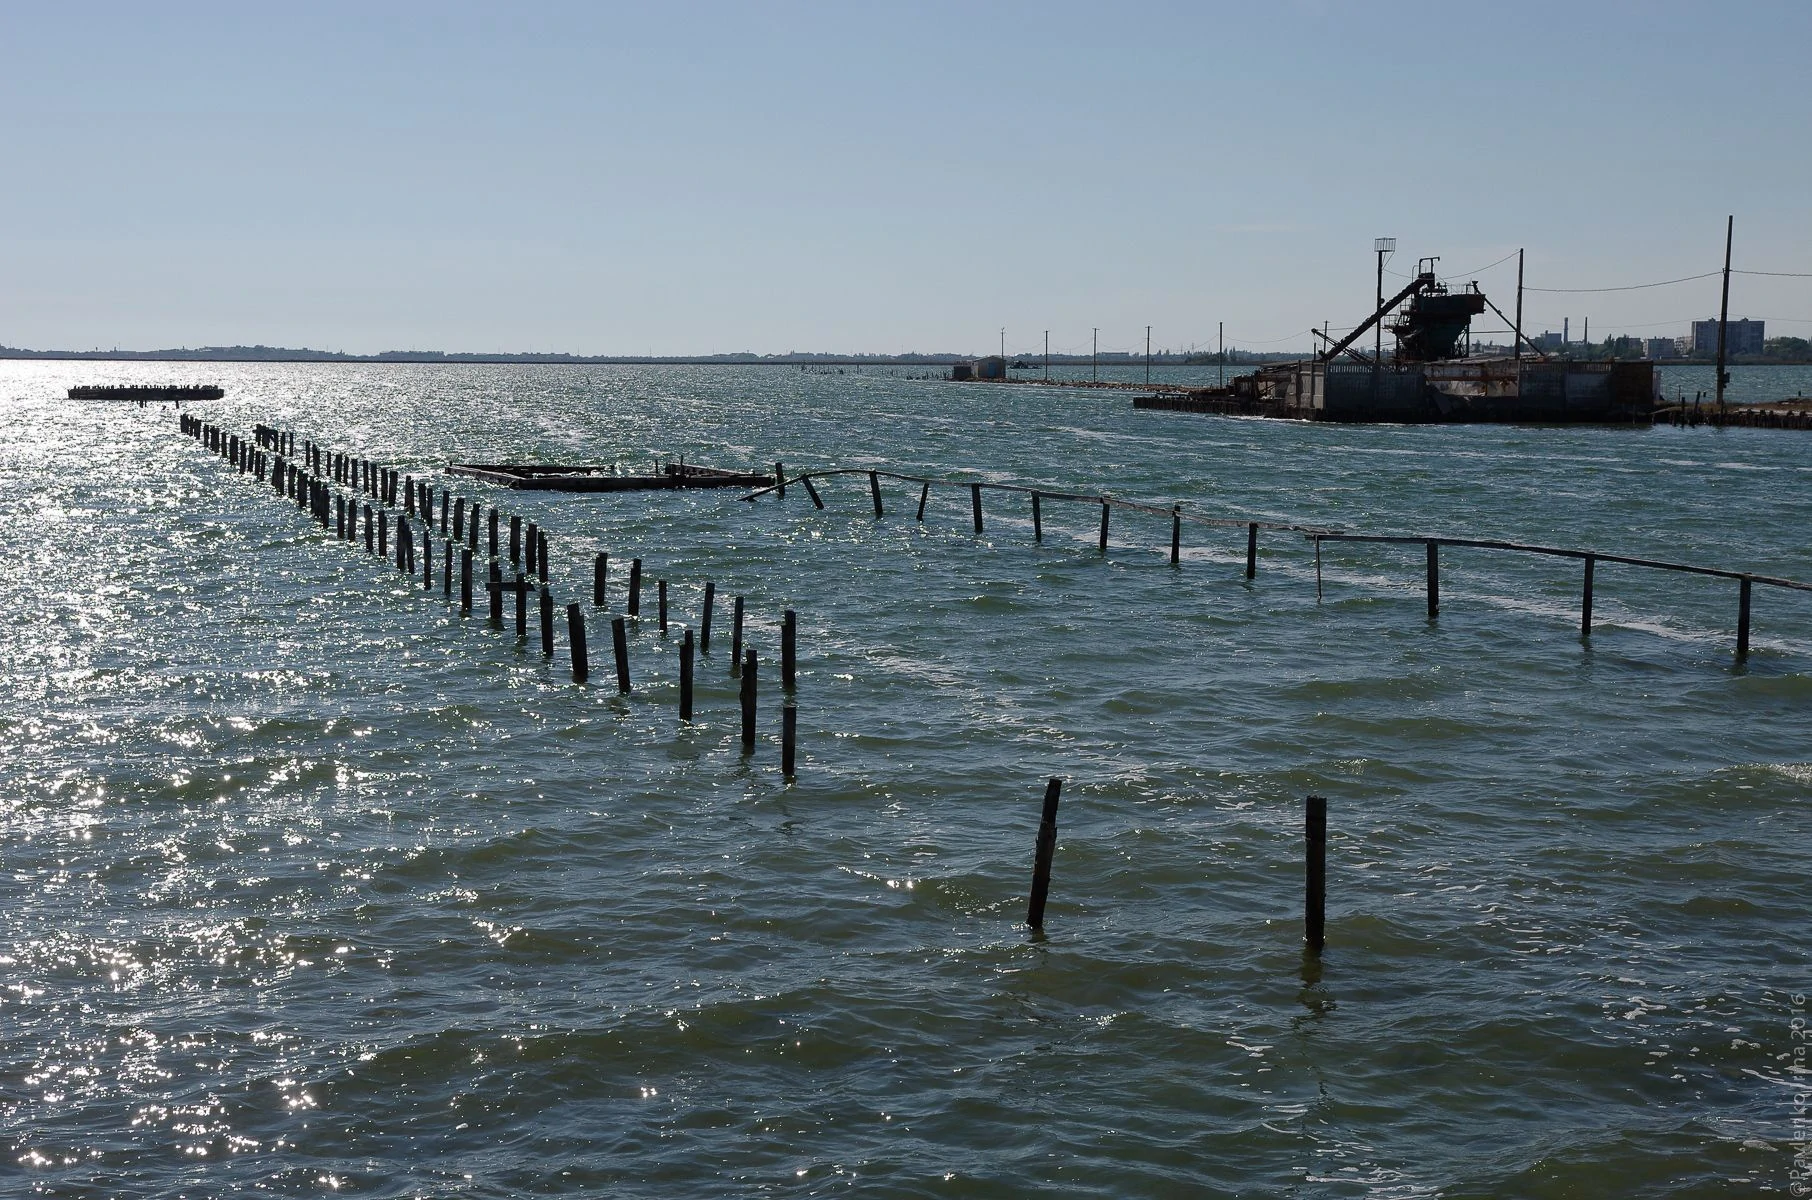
(3, 361), (1809, 1197)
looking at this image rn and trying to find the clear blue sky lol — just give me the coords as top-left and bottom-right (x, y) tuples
(3, 1), (1808, 356)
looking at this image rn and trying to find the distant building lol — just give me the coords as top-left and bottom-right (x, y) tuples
(1691, 318), (1765, 356)
(1645, 337), (1682, 360)
(1534, 331), (1564, 351)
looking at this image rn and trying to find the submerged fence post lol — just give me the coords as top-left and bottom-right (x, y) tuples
(680, 627), (694, 720)
(539, 585), (554, 656)
(782, 608), (796, 690)
(782, 704), (797, 778)
(612, 616), (631, 693)
(1306, 795), (1327, 954)
(700, 581), (715, 652)
(870, 470), (883, 518)
(1738, 576), (1752, 658)
(567, 604), (589, 682)
(1581, 554), (1595, 639)
(1026, 777), (1063, 930)
(740, 650), (757, 752)
(1426, 541), (1440, 620)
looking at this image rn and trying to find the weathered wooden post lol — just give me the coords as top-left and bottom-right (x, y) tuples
(454, 497), (465, 540)
(525, 522), (539, 576)
(1170, 506), (1181, 565)
(397, 514), (409, 571)
(539, 585), (554, 656)
(1426, 541), (1440, 619)
(782, 609), (796, 690)
(423, 530), (434, 590)
(536, 529), (548, 581)
(679, 628), (694, 720)
(1737, 576), (1752, 658)
(514, 571), (527, 637)
(335, 495), (346, 539)
(1031, 491), (1042, 541)
(468, 508), (481, 552)
(377, 511), (387, 558)
(1246, 522), (1259, 579)
(870, 471), (883, 518)
(460, 548), (473, 614)
(1306, 795), (1327, 954)
(658, 580), (669, 634)
(800, 476), (824, 510)
(700, 581), (715, 652)
(405, 475), (415, 516)
(364, 503), (375, 552)
(1581, 554), (1595, 638)
(1098, 502), (1109, 553)
(488, 508), (498, 559)
(439, 491), (449, 535)
(1026, 777), (1063, 929)
(567, 604), (589, 682)
(510, 514), (521, 566)
(443, 541), (453, 597)
(915, 481), (929, 522)
(731, 595), (744, 673)
(971, 483), (983, 533)
(611, 616), (630, 692)
(593, 553), (607, 606)
(775, 462), (786, 500)
(740, 650), (758, 752)
(782, 704), (797, 778)
(489, 561), (503, 624)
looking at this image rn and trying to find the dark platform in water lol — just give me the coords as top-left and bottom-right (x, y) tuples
(447, 461), (776, 492)
(69, 384), (224, 401)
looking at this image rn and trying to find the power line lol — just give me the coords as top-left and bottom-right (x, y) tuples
(1733, 269), (1812, 278)
(1524, 270), (1721, 294)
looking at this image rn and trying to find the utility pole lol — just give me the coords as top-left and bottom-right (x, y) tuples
(1514, 248), (1524, 363)
(1092, 328), (1098, 381)
(1043, 330), (1049, 380)
(1374, 237), (1394, 367)
(1145, 325), (1152, 384)
(1716, 214), (1733, 410)
(1218, 321), (1224, 388)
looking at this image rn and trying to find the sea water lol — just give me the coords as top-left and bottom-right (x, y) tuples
(2, 360), (1808, 1196)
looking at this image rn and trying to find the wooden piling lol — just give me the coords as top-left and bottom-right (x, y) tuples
(439, 491), (449, 535)
(567, 604), (589, 682)
(460, 548), (473, 614)
(971, 483), (984, 533)
(627, 558), (642, 615)
(915, 481), (929, 522)
(1581, 554), (1595, 638)
(731, 595), (744, 673)
(658, 580), (669, 634)
(525, 522), (539, 576)
(1738, 576), (1752, 657)
(1305, 795), (1327, 954)
(782, 704), (797, 778)
(489, 561), (503, 624)
(514, 571), (527, 636)
(1031, 491), (1042, 541)
(443, 542), (453, 597)
(454, 497), (465, 541)
(740, 649), (757, 752)
(405, 475), (414, 516)
(536, 529), (548, 581)
(679, 627), (694, 720)
(1098, 502), (1109, 553)
(1426, 541), (1440, 619)
(802, 476), (824, 510)
(775, 462), (786, 500)
(700, 581), (715, 652)
(1246, 522), (1258, 579)
(364, 504), (375, 553)
(782, 609), (796, 690)
(423, 530), (434, 590)
(1025, 777), (1063, 929)
(870, 470), (883, 518)
(397, 514), (409, 571)
(510, 514), (521, 566)
(377, 511), (387, 558)
(593, 553), (607, 606)
(469, 508), (481, 552)
(539, 585), (554, 656)
(1170, 506), (1181, 566)
(611, 616), (630, 692)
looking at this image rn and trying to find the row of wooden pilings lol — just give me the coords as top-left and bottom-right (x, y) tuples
(183, 415), (802, 775)
(749, 465), (1807, 660)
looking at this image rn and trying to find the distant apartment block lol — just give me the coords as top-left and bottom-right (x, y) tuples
(1534, 331), (1564, 351)
(1691, 318), (1765, 356)
(1646, 337), (1683, 359)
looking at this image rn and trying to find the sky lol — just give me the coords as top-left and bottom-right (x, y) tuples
(2, 0), (1809, 357)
